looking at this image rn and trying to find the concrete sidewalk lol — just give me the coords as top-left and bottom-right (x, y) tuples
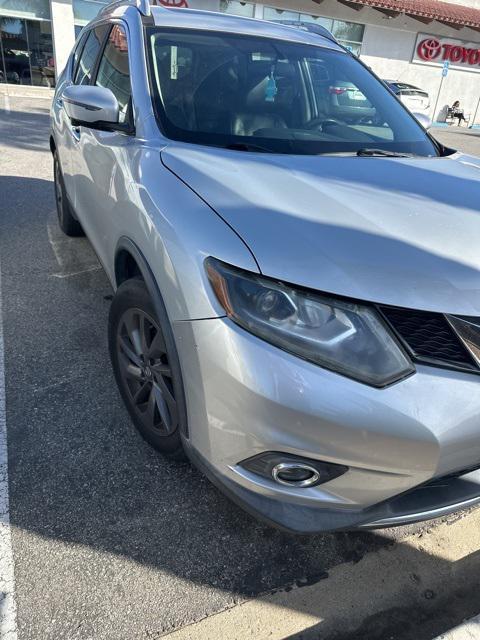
(163, 510), (480, 640)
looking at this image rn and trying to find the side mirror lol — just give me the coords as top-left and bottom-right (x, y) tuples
(412, 112), (432, 130)
(63, 84), (121, 130)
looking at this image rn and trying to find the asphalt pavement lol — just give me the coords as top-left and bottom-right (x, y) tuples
(1, 93), (480, 640)
(433, 125), (480, 155)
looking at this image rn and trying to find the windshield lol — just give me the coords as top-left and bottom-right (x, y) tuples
(146, 28), (438, 156)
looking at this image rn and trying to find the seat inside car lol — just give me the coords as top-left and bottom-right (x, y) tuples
(231, 60), (298, 136)
(192, 56), (245, 134)
(157, 47), (302, 136)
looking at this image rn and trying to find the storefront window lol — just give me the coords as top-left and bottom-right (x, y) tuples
(73, 0), (109, 27)
(0, 16), (55, 86)
(331, 20), (364, 43)
(0, 0), (50, 21)
(263, 7), (300, 22)
(299, 14), (334, 31)
(331, 19), (364, 54)
(219, 1), (255, 17)
(26, 20), (55, 86)
(263, 6), (365, 55)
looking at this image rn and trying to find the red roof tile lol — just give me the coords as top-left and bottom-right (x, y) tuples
(341, 0), (480, 29)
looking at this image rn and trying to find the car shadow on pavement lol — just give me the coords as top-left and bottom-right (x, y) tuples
(2, 174), (480, 639)
(0, 178), (392, 612)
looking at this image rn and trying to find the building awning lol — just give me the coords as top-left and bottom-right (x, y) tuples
(335, 0), (480, 31)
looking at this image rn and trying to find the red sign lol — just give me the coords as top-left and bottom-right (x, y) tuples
(417, 37), (480, 67)
(417, 38), (442, 61)
(152, 0), (189, 7)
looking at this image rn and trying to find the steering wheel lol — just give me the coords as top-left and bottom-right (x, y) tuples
(305, 117), (343, 131)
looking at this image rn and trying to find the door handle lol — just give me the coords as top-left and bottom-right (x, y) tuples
(55, 97), (63, 109)
(71, 126), (81, 142)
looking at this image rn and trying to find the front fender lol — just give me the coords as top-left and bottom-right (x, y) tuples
(113, 147), (259, 322)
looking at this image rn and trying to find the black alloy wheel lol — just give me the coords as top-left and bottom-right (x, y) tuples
(117, 307), (178, 436)
(109, 278), (185, 458)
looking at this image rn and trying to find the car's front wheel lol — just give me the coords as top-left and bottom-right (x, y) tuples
(53, 151), (84, 237)
(108, 278), (185, 459)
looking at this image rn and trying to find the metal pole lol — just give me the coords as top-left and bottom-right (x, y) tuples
(432, 73), (445, 123)
(471, 94), (480, 128)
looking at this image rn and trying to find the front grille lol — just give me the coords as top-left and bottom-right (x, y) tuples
(379, 306), (478, 372)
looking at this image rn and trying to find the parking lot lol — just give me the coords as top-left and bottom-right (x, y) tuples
(1, 93), (480, 640)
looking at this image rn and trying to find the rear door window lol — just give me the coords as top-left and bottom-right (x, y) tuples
(74, 24), (109, 85)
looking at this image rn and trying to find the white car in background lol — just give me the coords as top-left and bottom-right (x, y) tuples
(385, 81), (431, 116)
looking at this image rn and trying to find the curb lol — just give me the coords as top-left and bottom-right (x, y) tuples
(434, 614), (480, 639)
(0, 86), (54, 100)
(161, 509), (480, 640)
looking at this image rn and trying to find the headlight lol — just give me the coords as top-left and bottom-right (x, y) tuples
(206, 258), (414, 387)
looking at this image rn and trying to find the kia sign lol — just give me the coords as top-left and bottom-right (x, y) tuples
(414, 33), (480, 72)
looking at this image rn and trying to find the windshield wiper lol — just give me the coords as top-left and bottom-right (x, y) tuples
(220, 143), (415, 157)
(224, 142), (282, 154)
(356, 148), (413, 158)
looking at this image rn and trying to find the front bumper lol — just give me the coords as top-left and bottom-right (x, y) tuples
(174, 317), (480, 533)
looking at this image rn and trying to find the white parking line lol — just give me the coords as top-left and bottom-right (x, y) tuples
(46, 222), (67, 269)
(46, 222), (101, 279)
(3, 93), (10, 114)
(0, 263), (18, 640)
(51, 265), (102, 279)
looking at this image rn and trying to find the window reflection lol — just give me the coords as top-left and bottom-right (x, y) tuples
(96, 24), (132, 122)
(262, 6), (364, 54)
(74, 24), (108, 85)
(0, 0), (50, 21)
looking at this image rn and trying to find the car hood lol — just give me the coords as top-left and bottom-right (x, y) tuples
(161, 145), (480, 315)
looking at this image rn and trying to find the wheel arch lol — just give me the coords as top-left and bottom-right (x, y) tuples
(49, 135), (56, 155)
(115, 243), (143, 286)
(114, 237), (189, 438)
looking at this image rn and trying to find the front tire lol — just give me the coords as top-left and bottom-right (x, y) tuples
(108, 278), (185, 459)
(53, 151), (84, 237)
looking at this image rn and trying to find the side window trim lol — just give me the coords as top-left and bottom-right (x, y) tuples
(72, 30), (89, 82)
(74, 22), (111, 86)
(89, 22), (112, 86)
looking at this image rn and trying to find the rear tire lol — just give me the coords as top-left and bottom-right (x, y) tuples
(108, 278), (185, 459)
(53, 151), (84, 237)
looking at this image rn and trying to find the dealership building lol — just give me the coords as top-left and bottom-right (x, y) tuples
(1, 0), (480, 122)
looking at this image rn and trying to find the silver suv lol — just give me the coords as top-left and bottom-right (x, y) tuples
(51, 0), (480, 533)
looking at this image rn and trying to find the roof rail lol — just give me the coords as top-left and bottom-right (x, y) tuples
(271, 20), (338, 45)
(99, 0), (152, 18)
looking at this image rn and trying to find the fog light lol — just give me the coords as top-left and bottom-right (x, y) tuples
(239, 452), (348, 489)
(272, 462), (320, 487)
